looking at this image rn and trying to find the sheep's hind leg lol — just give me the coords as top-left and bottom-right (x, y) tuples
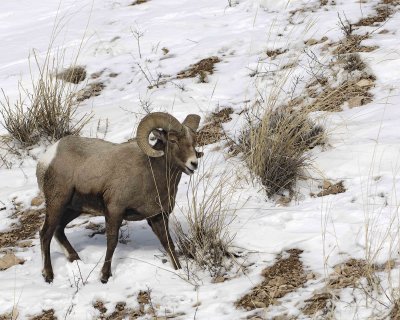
(54, 208), (81, 262)
(100, 210), (123, 283)
(147, 213), (181, 270)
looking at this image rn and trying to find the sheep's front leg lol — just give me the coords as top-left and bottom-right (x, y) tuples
(147, 213), (181, 270)
(101, 211), (123, 283)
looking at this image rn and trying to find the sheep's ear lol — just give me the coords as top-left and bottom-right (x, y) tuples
(151, 129), (167, 143)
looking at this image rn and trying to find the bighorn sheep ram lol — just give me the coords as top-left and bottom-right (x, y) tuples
(36, 112), (202, 283)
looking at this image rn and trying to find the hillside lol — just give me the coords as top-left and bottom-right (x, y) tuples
(0, 0), (400, 319)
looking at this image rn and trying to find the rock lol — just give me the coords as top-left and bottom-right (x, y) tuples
(323, 180), (332, 189)
(212, 276), (226, 283)
(306, 38), (319, 46)
(348, 95), (363, 108)
(0, 253), (25, 270)
(253, 301), (266, 308)
(356, 79), (374, 87)
(31, 196), (44, 207)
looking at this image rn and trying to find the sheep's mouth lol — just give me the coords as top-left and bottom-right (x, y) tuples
(185, 166), (195, 175)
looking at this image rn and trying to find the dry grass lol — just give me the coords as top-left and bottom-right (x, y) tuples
(174, 163), (238, 277)
(0, 203), (44, 250)
(311, 180), (346, 197)
(177, 56), (220, 81)
(0, 54), (91, 147)
(240, 106), (325, 197)
(236, 249), (307, 310)
(29, 310), (57, 320)
(302, 292), (337, 316)
(76, 82), (105, 102)
(266, 48), (288, 59)
(333, 34), (378, 54)
(56, 66), (86, 84)
(311, 78), (374, 112)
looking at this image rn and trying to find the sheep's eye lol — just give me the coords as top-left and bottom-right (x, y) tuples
(169, 139), (177, 144)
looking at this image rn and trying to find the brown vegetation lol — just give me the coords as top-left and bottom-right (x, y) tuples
(236, 249), (307, 310)
(76, 82), (105, 102)
(197, 107), (233, 146)
(56, 66), (86, 84)
(177, 56), (220, 80)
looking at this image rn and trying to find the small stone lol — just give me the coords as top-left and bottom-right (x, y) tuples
(31, 196), (44, 207)
(323, 180), (332, 190)
(0, 253), (25, 270)
(306, 38), (319, 46)
(348, 96), (364, 108)
(253, 301), (266, 308)
(212, 276), (226, 283)
(356, 79), (374, 87)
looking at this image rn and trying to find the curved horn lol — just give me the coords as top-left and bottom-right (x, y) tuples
(182, 114), (201, 131)
(136, 112), (183, 157)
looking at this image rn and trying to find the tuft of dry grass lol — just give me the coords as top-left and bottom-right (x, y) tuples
(0, 54), (92, 147)
(236, 249), (307, 310)
(174, 163), (238, 277)
(240, 106), (325, 197)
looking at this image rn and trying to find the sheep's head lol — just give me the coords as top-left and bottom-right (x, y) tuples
(136, 112), (203, 175)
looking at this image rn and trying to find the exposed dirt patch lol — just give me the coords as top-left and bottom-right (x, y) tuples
(0, 207), (44, 250)
(355, 5), (393, 26)
(311, 78), (374, 112)
(328, 258), (370, 289)
(130, 0), (149, 5)
(29, 309), (57, 320)
(311, 180), (346, 197)
(266, 48), (288, 59)
(56, 66), (86, 84)
(177, 56), (220, 80)
(390, 301), (400, 319)
(197, 107), (233, 146)
(303, 259), (395, 316)
(236, 249), (307, 310)
(76, 82), (105, 102)
(94, 290), (184, 319)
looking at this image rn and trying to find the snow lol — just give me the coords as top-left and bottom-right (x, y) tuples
(1, 0), (400, 319)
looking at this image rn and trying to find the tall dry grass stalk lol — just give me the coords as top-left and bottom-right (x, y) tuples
(174, 158), (239, 277)
(0, 51), (91, 147)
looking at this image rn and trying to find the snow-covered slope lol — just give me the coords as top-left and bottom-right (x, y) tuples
(0, 0), (399, 319)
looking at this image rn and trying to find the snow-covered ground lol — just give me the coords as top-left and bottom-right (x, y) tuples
(0, 0), (399, 319)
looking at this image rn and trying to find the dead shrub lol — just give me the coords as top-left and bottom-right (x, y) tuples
(0, 54), (91, 146)
(174, 163), (238, 277)
(240, 106), (325, 197)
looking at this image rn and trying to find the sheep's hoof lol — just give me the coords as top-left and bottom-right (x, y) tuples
(100, 272), (111, 284)
(42, 269), (54, 283)
(68, 253), (81, 263)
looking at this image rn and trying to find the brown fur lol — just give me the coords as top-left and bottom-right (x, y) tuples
(38, 120), (201, 283)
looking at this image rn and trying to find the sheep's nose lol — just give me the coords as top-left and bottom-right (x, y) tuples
(190, 161), (198, 169)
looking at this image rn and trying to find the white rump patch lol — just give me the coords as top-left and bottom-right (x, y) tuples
(39, 140), (60, 168)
